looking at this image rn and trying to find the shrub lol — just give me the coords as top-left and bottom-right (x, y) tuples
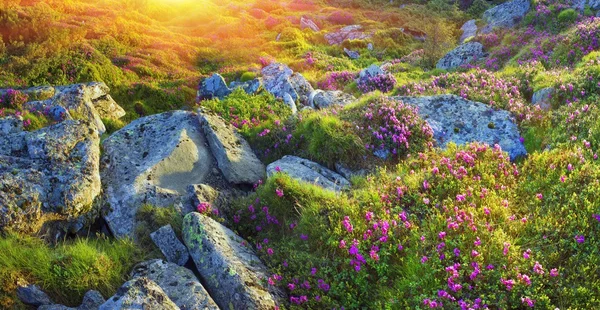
(357, 73), (397, 93)
(317, 71), (356, 91)
(557, 8), (578, 25)
(240, 71), (257, 82)
(0, 89), (28, 110)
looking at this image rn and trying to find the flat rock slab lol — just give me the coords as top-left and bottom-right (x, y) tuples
(199, 111), (265, 185)
(395, 95), (527, 160)
(482, 0), (530, 32)
(99, 278), (179, 310)
(102, 111), (217, 238)
(436, 42), (486, 70)
(266, 155), (351, 192)
(183, 212), (285, 310)
(131, 259), (218, 310)
(150, 225), (189, 266)
(460, 19), (477, 43)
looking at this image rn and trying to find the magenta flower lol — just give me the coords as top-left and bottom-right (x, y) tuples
(275, 188), (284, 197)
(550, 268), (559, 277)
(575, 235), (585, 243)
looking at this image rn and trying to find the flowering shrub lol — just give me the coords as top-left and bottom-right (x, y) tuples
(1, 89), (29, 110)
(317, 71), (356, 91)
(357, 73), (397, 93)
(229, 142), (600, 308)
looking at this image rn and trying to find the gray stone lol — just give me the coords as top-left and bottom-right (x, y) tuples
(199, 111), (265, 185)
(300, 17), (320, 32)
(590, 0), (600, 10)
(395, 95), (527, 160)
(99, 277), (179, 310)
(261, 62), (298, 101)
(482, 0), (530, 33)
(324, 25), (372, 45)
(0, 116), (23, 135)
(93, 94), (126, 121)
(283, 93), (298, 115)
(187, 184), (242, 222)
(344, 48), (360, 59)
(436, 42), (486, 70)
(289, 72), (314, 105)
(48, 106), (69, 122)
(266, 155), (351, 192)
(183, 212), (285, 310)
(150, 225), (189, 266)
(460, 20), (478, 43)
(367, 43), (374, 51)
(0, 119), (100, 233)
(532, 87), (555, 111)
(102, 111), (217, 238)
(229, 78), (262, 95)
(130, 259), (219, 310)
(21, 86), (55, 101)
(41, 290), (107, 310)
(16, 284), (53, 307)
(359, 64), (384, 81)
(335, 162), (366, 180)
(311, 90), (356, 109)
(198, 73), (232, 100)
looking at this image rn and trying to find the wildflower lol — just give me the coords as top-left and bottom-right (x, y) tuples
(453, 248), (460, 257)
(267, 248), (274, 256)
(523, 248), (532, 259)
(275, 188), (284, 197)
(521, 297), (535, 308)
(196, 202), (211, 214)
(339, 239), (347, 248)
(575, 235), (585, 243)
(421, 256), (428, 264)
(536, 193), (543, 200)
(533, 261), (544, 275)
(275, 166), (281, 172)
(550, 268), (559, 277)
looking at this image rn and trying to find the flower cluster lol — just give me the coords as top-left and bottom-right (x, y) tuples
(357, 73), (397, 93)
(317, 71), (356, 91)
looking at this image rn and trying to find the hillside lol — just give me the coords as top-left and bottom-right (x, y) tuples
(1, 0), (600, 309)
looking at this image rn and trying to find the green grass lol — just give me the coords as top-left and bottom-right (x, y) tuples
(134, 204), (184, 257)
(0, 233), (141, 308)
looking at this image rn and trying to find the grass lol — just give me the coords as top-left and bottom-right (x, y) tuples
(134, 204), (184, 258)
(0, 233), (141, 308)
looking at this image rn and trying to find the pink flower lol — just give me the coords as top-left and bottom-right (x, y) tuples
(550, 268), (559, 277)
(536, 193), (543, 200)
(575, 235), (585, 243)
(267, 248), (274, 256)
(275, 188), (284, 197)
(523, 248), (532, 259)
(275, 166), (281, 172)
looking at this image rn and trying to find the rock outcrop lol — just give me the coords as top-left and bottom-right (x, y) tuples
(99, 278), (179, 310)
(395, 95), (527, 160)
(183, 212), (285, 310)
(482, 0), (530, 33)
(197, 73), (262, 101)
(267, 155), (351, 192)
(0, 119), (100, 233)
(436, 42), (486, 70)
(101, 111), (220, 238)
(150, 225), (189, 266)
(310, 90), (356, 109)
(130, 259), (219, 310)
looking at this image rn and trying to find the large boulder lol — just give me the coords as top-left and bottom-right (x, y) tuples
(101, 111), (222, 238)
(436, 42), (486, 70)
(183, 212), (285, 310)
(482, 0), (530, 33)
(199, 111), (265, 185)
(266, 155), (351, 192)
(130, 259), (219, 310)
(395, 95), (527, 160)
(289, 72), (314, 105)
(99, 277), (179, 310)
(261, 62), (299, 101)
(310, 90), (356, 109)
(460, 19), (478, 43)
(0, 119), (100, 234)
(324, 25), (372, 45)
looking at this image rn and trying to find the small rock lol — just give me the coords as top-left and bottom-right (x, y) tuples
(367, 43), (374, 50)
(150, 225), (189, 266)
(183, 212), (285, 310)
(460, 20), (478, 43)
(261, 63), (299, 101)
(532, 87), (554, 111)
(283, 93), (298, 115)
(311, 90), (356, 109)
(344, 48), (360, 59)
(130, 259), (218, 310)
(16, 284), (53, 307)
(99, 277), (179, 310)
(198, 73), (232, 100)
(267, 155), (351, 192)
(300, 17), (320, 32)
(199, 111), (265, 185)
(288, 72), (314, 105)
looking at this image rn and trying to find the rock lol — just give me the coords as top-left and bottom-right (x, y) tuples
(99, 277), (179, 310)
(283, 93), (298, 115)
(0, 116), (23, 134)
(482, 0), (530, 33)
(102, 111), (218, 238)
(47, 106), (69, 122)
(199, 111), (265, 185)
(41, 290), (107, 310)
(344, 48), (360, 59)
(300, 17), (320, 32)
(436, 42), (486, 70)
(0, 119), (100, 234)
(367, 43), (374, 51)
(150, 225), (189, 266)
(130, 259), (219, 310)
(460, 20), (478, 43)
(266, 155), (351, 191)
(359, 64), (385, 81)
(16, 284), (53, 307)
(21, 86), (55, 101)
(532, 87), (554, 111)
(229, 78), (262, 95)
(590, 0), (600, 10)
(183, 212), (285, 310)
(261, 62), (298, 101)
(289, 72), (314, 105)
(187, 184), (242, 221)
(324, 25), (372, 45)
(198, 73), (232, 100)
(335, 162), (366, 180)
(92, 94), (126, 121)
(311, 90), (356, 109)
(395, 95), (527, 160)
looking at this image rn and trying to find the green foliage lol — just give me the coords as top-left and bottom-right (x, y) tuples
(240, 71), (257, 82)
(0, 233), (140, 307)
(557, 9), (578, 26)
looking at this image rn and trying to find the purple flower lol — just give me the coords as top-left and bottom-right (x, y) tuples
(575, 235), (585, 243)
